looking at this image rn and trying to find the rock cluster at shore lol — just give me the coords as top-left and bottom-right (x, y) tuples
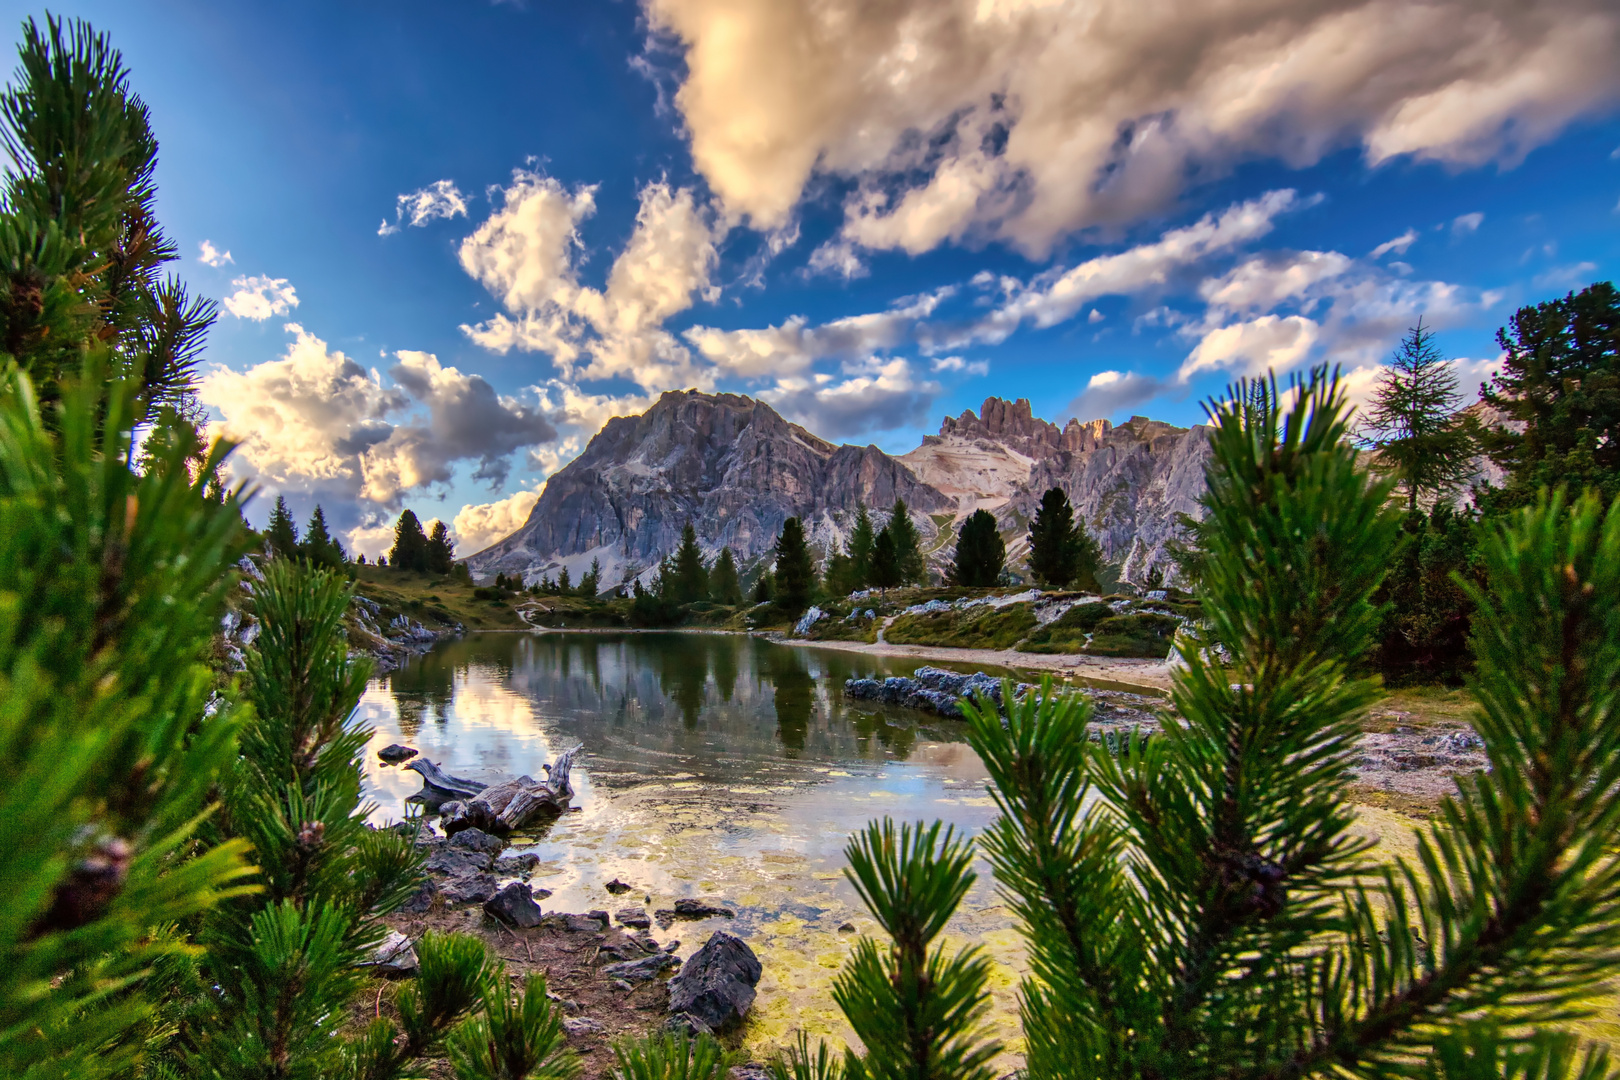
(845, 665), (1166, 730)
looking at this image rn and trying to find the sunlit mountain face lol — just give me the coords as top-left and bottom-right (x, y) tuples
(36, 0), (1617, 554)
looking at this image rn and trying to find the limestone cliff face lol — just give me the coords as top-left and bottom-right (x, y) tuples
(467, 390), (1212, 590)
(466, 390), (949, 587)
(908, 398), (1212, 583)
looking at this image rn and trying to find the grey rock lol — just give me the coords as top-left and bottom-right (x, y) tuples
(562, 1017), (604, 1036)
(605, 877), (633, 894)
(617, 907), (652, 930)
(667, 1012), (714, 1037)
(440, 873), (498, 905)
(837, 922), (856, 933)
(449, 827), (505, 854)
(378, 744), (417, 763)
(587, 908), (611, 924)
(425, 848), (493, 876)
(731, 1067), (773, 1080)
(612, 979), (634, 991)
(484, 882), (544, 928)
(667, 931), (761, 1033)
(601, 951), (679, 982)
(400, 879), (438, 913)
(360, 930), (418, 975)
(565, 914), (607, 933)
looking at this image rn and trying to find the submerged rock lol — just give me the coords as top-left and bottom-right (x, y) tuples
(484, 882), (544, 928)
(601, 951), (679, 982)
(378, 744), (418, 763)
(667, 931), (761, 1033)
(655, 898), (735, 927)
(605, 877), (633, 894)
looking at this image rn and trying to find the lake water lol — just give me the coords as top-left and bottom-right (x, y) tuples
(356, 630), (1031, 1061)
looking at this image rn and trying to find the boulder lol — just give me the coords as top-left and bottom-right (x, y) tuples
(440, 873), (498, 905)
(667, 931), (761, 1033)
(562, 1017), (604, 1036)
(378, 744), (418, 763)
(484, 882), (544, 928)
(617, 906), (652, 930)
(449, 827), (505, 854)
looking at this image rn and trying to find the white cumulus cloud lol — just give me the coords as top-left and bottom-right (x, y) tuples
(453, 487), (543, 554)
(644, 0), (1620, 256)
(380, 179), (471, 236)
(198, 240), (233, 267)
(222, 275), (299, 321)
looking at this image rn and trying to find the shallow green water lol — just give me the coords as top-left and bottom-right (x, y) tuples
(357, 631), (1029, 1060)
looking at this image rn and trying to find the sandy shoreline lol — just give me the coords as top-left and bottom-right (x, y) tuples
(775, 634), (1175, 694)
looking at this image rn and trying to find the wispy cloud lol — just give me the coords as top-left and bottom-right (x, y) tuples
(222, 275), (299, 320)
(379, 179), (470, 236)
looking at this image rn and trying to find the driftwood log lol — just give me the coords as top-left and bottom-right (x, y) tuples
(404, 758), (487, 804)
(409, 745), (582, 836)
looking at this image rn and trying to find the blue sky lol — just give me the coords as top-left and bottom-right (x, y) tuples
(7, 0), (1616, 554)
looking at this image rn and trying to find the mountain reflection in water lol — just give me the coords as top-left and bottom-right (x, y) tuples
(354, 631), (1027, 1065)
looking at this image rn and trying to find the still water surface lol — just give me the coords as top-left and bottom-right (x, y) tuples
(356, 630), (1029, 1059)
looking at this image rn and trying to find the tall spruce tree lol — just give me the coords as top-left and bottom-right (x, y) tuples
(671, 522), (709, 604)
(848, 503), (877, 589)
(265, 495), (299, 559)
(709, 547), (742, 605)
(426, 519), (455, 574)
(869, 526), (902, 593)
(772, 517), (816, 617)
(389, 508), (429, 572)
(887, 499), (925, 585)
(778, 369), (1620, 1080)
(301, 504), (346, 569)
(1361, 319), (1477, 512)
(1025, 487), (1100, 590)
(949, 509), (1004, 587)
(580, 556), (603, 598)
(1481, 280), (1620, 508)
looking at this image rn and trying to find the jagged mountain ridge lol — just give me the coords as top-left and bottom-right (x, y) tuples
(467, 389), (1211, 588)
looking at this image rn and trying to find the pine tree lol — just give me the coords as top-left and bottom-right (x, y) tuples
(301, 504), (347, 569)
(1481, 280), (1620, 508)
(427, 519), (455, 574)
(266, 495), (300, 558)
(390, 509), (429, 572)
(1361, 319), (1477, 512)
(949, 509), (1004, 587)
(671, 523), (709, 604)
(824, 549), (856, 598)
(848, 504), (876, 590)
(177, 560), (576, 1079)
(709, 547), (742, 605)
(0, 359), (256, 1078)
(579, 557), (603, 598)
(887, 499), (925, 585)
(779, 369), (1620, 1079)
(557, 565), (572, 594)
(869, 526), (902, 594)
(773, 517), (816, 617)
(1025, 486), (1100, 590)
(752, 571), (775, 604)
(1, 17), (217, 425)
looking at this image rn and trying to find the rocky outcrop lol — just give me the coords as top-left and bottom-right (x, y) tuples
(467, 390), (948, 589)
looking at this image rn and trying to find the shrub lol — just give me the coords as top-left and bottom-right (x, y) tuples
(885, 603), (1037, 650)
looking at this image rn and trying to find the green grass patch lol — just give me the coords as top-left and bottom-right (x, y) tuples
(886, 602), (1037, 650)
(1087, 612), (1180, 658)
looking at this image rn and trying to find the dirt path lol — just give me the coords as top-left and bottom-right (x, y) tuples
(780, 633), (1176, 693)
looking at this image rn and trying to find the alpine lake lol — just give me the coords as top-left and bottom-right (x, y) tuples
(357, 629), (1074, 1063)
